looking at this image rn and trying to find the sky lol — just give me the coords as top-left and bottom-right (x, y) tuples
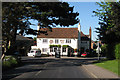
(25, 2), (100, 41)
(68, 2), (100, 41)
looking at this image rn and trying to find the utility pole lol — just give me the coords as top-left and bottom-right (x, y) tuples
(98, 41), (100, 60)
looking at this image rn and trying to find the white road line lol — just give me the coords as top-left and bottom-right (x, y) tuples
(82, 65), (98, 78)
(35, 71), (41, 76)
(35, 63), (48, 76)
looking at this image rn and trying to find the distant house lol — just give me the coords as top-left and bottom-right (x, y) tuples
(15, 35), (34, 56)
(91, 40), (96, 49)
(36, 23), (92, 56)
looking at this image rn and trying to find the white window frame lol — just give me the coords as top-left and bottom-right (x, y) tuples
(62, 48), (66, 52)
(50, 48), (53, 52)
(55, 39), (59, 44)
(66, 39), (71, 43)
(43, 39), (48, 43)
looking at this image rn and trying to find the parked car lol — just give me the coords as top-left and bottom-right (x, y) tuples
(81, 52), (87, 57)
(27, 49), (41, 57)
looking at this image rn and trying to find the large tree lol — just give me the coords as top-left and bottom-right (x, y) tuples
(93, 2), (120, 43)
(2, 2), (79, 54)
(93, 1), (120, 59)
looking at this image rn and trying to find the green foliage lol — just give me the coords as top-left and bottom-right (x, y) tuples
(95, 60), (118, 75)
(2, 56), (18, 69)
(93, 2), (120, 43)
(101, 44), (107, 56)
(33, 37), (37, 41)
(49, 44), (61, 48)
(2, 2), (79, 55)
(62, 45), (69, 48)
(93, 2), (120, 59)
(115, 43), (120, 59)
(106, 43), (116, 59)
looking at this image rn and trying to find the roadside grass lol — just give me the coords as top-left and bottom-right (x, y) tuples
(93, 59), (118, 75)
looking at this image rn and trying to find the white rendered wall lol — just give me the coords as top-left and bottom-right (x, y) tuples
(37, 38), (78, 55)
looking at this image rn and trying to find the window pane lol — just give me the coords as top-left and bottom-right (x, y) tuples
(62, 48), (66, 52)
(50, 48), (53, 52)
(54, 48), (57, 52)
(43, 39), (48, 43)
(30, 51), (34, 53)
(55, 39), (59, 43)
(66, 39), (71, 43)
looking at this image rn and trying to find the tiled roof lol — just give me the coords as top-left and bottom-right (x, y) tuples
(37, 28), (88, 38)
(16, 35), (33, 41)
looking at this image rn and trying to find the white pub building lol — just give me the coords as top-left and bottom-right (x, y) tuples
(32, 23), (92, 56)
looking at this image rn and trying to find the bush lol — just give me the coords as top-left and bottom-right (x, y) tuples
(2, 56), (20, 70)
(101, 44), (107, 57)
(106, 43), (116, 59)
(115, 43), (120, 59)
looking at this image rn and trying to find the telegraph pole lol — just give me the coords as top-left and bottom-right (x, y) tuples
(98, 41), (100, 60)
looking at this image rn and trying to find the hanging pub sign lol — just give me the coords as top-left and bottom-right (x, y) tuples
(60, 40), (64, 44)
(49, 40), (53, 44)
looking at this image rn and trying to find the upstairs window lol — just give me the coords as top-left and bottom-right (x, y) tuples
(66, 39), (71, 43)
(43, 39), (48, 43)
(55, 39), (59, 44)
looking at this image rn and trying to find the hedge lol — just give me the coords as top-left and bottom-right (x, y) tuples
(115, 43), (120, 60)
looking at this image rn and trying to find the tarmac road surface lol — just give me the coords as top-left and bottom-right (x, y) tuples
(3, 56), (99, 80)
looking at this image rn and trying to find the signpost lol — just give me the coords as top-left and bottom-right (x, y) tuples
(96, 41), (101, 60)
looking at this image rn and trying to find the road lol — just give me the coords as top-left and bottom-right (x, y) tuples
(2, 57), (98, 80)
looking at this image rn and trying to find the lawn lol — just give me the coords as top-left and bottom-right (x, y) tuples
(95, 60), (118, 75)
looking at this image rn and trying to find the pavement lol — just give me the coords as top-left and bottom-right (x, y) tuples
(82, 60), (119, 78)
(2, 56), (120, 80)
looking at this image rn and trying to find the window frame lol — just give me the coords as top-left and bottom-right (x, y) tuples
(62, 48), (66, 52)
(66, 39), (71, 43)
(55, 39), (59, 44)
(50, 48), (53, 52)
(43, 39), (48, 43)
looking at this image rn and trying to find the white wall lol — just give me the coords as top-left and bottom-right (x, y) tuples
(37, 38), (89, 55)
(37, 38), (78, 55)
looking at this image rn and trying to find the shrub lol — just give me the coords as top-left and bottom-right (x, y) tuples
(115, 43), (120, 59)
(62, 45), (69, 48)
(2, 56), (20, 70)
(106, 43), (116, 59)
(101, 44), (107, 57)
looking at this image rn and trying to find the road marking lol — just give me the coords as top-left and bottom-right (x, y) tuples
(82, 65), (98, 78)
(35, 71), (41, 76)
(35, 63), (48, 76)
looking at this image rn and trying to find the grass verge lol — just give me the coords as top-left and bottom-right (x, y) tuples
(94, 59), (118, 75)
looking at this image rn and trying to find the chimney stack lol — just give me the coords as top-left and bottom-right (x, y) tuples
(89, 27), (91, 39)
(78, 23), (81, 32)
(89, 27), (92, 54)
(37, 23), (40, 31)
